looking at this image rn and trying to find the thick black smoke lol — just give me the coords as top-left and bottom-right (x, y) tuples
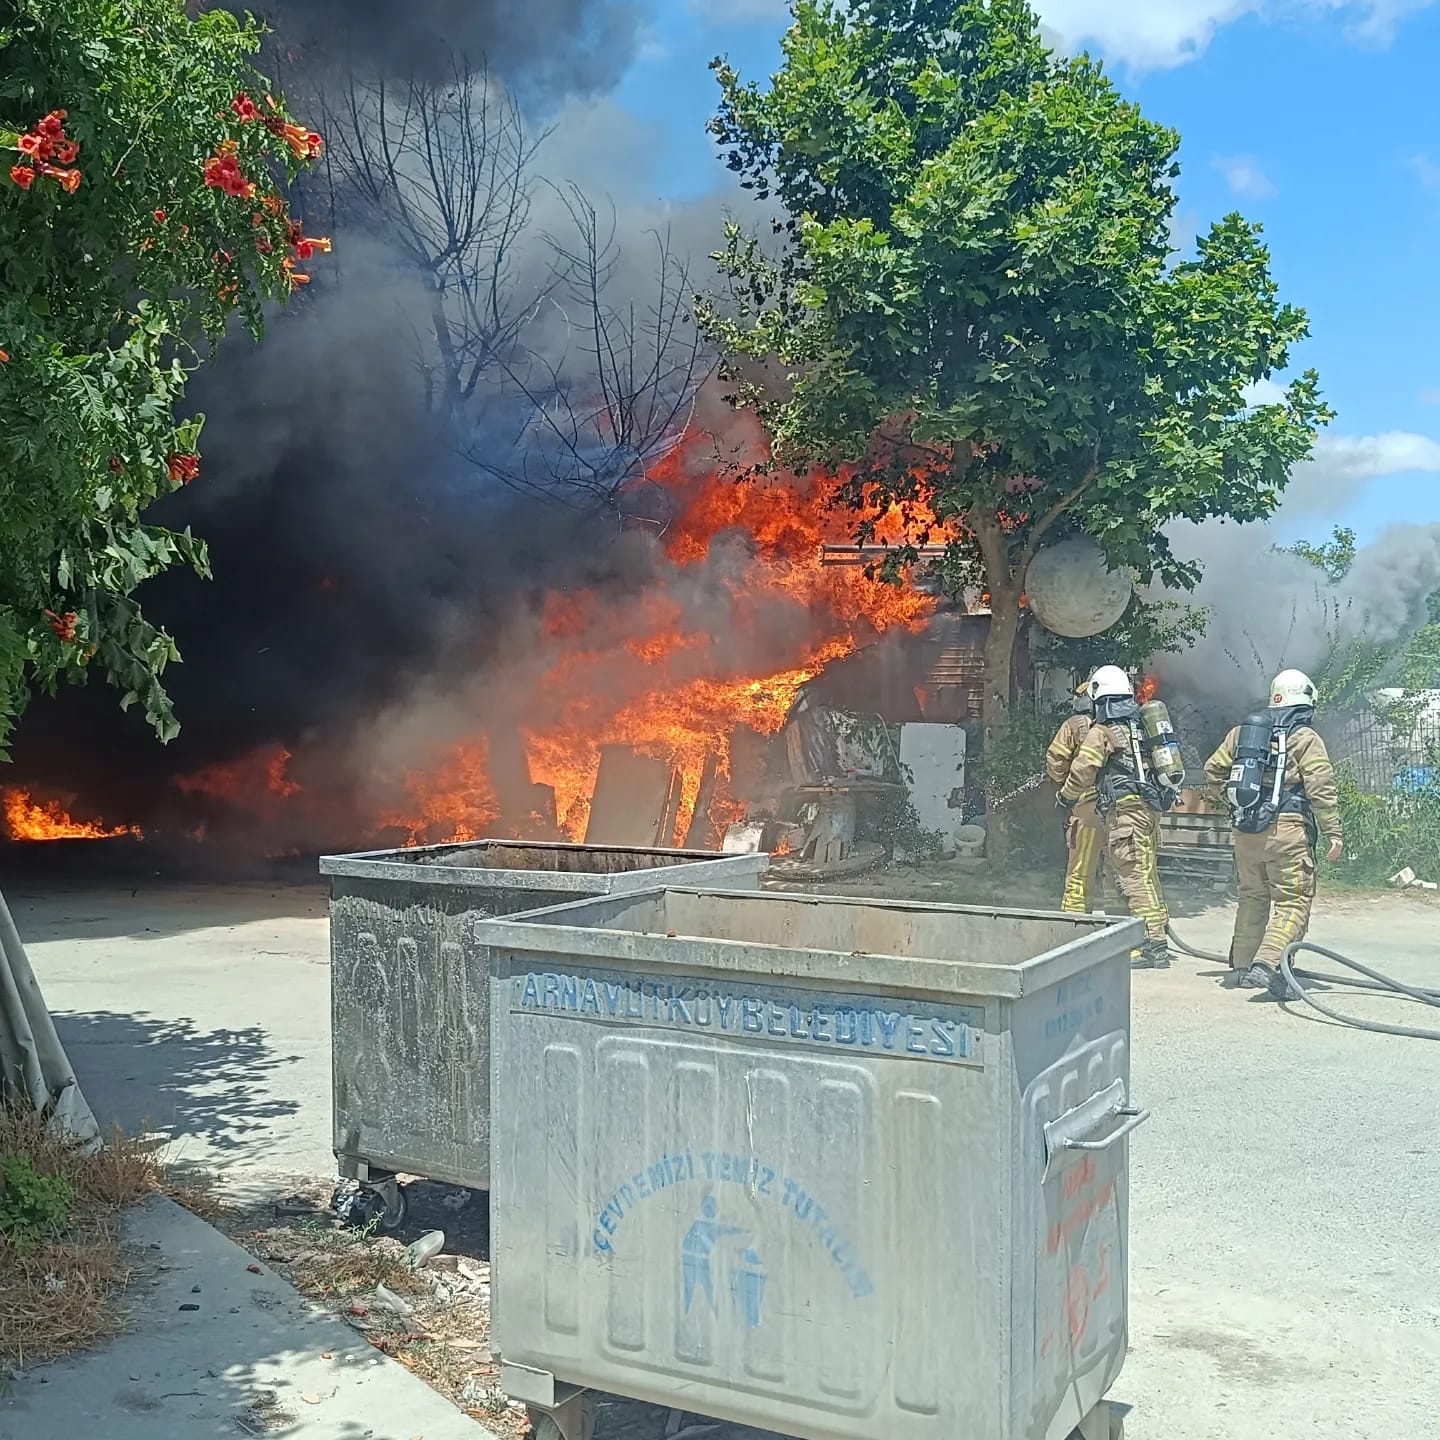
(4, 1), (714, 853)
(244, 0), (642, 98)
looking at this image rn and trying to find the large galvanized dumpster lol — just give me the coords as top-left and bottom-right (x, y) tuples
(320, 843), (768, 1225)
(482, 889), (1144, 1440)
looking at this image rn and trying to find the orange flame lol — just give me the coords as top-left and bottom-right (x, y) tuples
(1138, 675), (1159, 705)
(377, 741), (500, 847)
(176, 744), (301, 803)
(481, 449), (949, 843)
(177, 436), (956, 850)
(3, 790), (141, 841)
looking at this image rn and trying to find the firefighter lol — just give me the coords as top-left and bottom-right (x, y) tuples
(1047, 679), (1105, 914)
(1203, 669), (1344, 997)
(1059, 666), (1174, 969)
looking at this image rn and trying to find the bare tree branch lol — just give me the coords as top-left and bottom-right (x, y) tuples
(319, 54), (552, 415)
(461, 184), (715, 514)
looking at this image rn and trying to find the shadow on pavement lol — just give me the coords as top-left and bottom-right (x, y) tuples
(53, 1010), (303, 1174)
(1, 879), (326, 945)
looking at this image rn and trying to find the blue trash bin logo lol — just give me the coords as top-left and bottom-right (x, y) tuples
(730, 1248), (767, 1330)
(681, 1194), (766, 1331)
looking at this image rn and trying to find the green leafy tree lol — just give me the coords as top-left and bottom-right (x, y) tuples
(0, 0), (329, 757)
(696, 0), (1331, 806)
(1279, 526), (1357, 584)
(1035, 597), (1210, 687)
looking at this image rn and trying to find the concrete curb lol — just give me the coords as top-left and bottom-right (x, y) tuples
(0, 1195), (498, 1440)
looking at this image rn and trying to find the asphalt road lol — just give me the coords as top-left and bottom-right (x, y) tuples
(8, 872), (1439, 1440)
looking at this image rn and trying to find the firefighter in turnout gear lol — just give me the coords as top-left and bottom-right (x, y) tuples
(1203, 669), (1344, 997)
(1059, 666), (1182, 969)
(1047, 679), (1106, 914)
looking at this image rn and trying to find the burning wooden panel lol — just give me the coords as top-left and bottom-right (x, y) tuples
(584, 746), (680, 848)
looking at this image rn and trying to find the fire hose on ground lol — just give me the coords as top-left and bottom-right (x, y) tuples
(1166, 924), (1440, 1041)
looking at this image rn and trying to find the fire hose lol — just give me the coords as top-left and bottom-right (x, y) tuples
(1166, 925), (1440, 1042)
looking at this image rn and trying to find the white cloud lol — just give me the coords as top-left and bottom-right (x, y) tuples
(1282, 431), (1440, 515)
(1036, 1), (1435, 70)
(1037, 0), (1253, 68)
(636, 27), (672, 64)
(689, 2), (1436, 68)
(1213, 153), (1278, 198)
(1348, 0), (1437, 41)
(1243, 378), (1290, 406)
(1411, 153), (1440, 187)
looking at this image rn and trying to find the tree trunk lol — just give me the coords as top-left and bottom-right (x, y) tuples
(965, 468), (1099, 862)
(981, 579), (1023, 860)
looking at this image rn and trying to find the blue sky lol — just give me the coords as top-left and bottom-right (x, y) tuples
(604, 0), (1440, 546)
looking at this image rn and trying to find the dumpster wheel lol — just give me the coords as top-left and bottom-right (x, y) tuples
(363, 1178), (409, 1232)
(1072, 1400), (1126, 1440)
(526, 1394), (595, 1440)
(333, 1176), (409, 1232)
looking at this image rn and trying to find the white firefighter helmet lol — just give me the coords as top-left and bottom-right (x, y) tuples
(1270, 669), (1318, 708)
(1088, 665), (1134, 703)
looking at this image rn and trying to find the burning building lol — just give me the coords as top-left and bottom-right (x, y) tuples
(1, 426), (972, 860)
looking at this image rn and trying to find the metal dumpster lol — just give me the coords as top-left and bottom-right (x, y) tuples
(482, 889), (1144, 1440)
(320, 843), (768, 1225)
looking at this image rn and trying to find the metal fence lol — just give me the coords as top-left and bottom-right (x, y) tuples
(1331, 701), (1440, 796)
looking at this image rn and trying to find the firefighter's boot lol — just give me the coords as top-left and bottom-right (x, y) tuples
(1133, 937), (1171, 971)
(1241, 961), (1288, 999)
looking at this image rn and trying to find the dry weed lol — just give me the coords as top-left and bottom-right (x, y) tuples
(283, 1220), (426, 1301)
(163, 1170), (231, 1223)
(0, 1104), (164, 1368)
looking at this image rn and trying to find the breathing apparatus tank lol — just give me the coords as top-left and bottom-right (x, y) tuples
(1226, 713), (1278, 832)
(1138, 699), (1186, 791)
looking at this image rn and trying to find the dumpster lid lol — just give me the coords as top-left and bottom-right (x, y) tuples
(319, 840), (762, 889)
(476, 887), (1142, 1000)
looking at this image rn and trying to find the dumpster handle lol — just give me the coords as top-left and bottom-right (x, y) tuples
(1042, 1079), (1149, 1181)
(1059, 1106), (1150, 1153)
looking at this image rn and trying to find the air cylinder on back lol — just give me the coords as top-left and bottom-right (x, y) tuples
(1225, 714), (1273, 821)
(1138, 700), (1185, 790)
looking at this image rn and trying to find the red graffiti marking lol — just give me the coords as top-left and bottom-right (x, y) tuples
(1062, 1155), (1096, 1202)
(1094, 1241), (1112, 1300)
(1047, 1178), (1117, 1255)
(1066, 1267), (1091, 1342)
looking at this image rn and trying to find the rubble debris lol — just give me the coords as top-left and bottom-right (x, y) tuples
(721, 821), (765, 854)
(1390, 867), (1438, 890)
(274, 1196), (320, 1217)
(373, 1284), (414, 1318)
(768, 840), (886, 883)
(405, 1231), (446, 1270)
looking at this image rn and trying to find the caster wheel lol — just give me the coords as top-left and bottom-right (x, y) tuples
(1070, 1405), (1125, 1440)
(333, 1180), (408, 1231)
(526, 1399), (595, 1440)
(369, 1181), (409, 1232)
